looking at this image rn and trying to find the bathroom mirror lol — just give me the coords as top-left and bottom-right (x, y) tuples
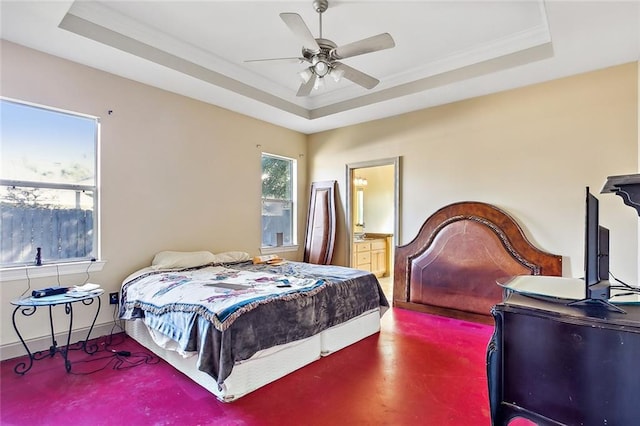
(355, 188), (365, 227)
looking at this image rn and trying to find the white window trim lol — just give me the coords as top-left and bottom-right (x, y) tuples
(1, 97), (101, 268)
(260, 245), (299, 255)
(261, 152), (298, 250)
(0, 260), (106, 282)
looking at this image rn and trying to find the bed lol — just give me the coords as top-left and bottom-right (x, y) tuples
(393, 201), (562, 324)
(120, 250), (388, 402)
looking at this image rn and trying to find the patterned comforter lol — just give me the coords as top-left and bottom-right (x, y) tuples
(120, 260), (388, 385)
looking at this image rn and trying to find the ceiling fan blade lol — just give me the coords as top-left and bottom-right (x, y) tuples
(331, 33), (395, 60)
(333, 63), (380, 90)
(245, 57), (306, 64)
(296, 74), (316, 97)
(280, 13), (320, 53)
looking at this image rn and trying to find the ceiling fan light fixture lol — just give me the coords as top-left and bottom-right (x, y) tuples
(313, 76), (325, 90)
(330, 67), (344, 82)
(298, 67), (313, 83)
(313, 60), (330, 77)
(255, 0), (395, 97)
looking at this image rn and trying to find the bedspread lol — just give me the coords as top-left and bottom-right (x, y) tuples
(120, 261), (388, 385)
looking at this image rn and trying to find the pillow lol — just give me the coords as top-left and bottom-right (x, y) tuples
(211, 251), (251, 264)
(151, 251), (216, 270)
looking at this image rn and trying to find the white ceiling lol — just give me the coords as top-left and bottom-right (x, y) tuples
(1, 1), (639, 134)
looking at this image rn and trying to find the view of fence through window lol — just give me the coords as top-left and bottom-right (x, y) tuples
(261, 153), (296, 248)
(0, 99), (98, 267)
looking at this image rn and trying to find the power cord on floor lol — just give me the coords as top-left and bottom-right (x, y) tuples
(68, 296), (159, 375)
(69, 349), (158, 375)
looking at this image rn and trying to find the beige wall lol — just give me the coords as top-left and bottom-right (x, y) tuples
(1, 39), (638, 354)
(309, 63), (639, 283)
(0, 41), (307, 350)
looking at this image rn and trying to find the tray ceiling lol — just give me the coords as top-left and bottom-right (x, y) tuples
(1, 1), (639, 134)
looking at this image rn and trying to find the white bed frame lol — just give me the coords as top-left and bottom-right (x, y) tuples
(125, 307), (382, 402)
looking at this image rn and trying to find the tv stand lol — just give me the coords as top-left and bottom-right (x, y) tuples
(567, 297), (626, 314)
(566, 280), (626, 313)
(487, 292), (640, 425)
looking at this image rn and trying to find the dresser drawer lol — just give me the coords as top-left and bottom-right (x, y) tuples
(354, 242), (371, 252)
(356, 252), (371, 264)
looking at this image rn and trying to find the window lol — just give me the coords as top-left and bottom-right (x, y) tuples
(1, 98), (99, 268)
(261, 153), (296, 249)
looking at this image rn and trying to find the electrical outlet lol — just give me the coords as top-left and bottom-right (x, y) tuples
(109, 292), (119, 305)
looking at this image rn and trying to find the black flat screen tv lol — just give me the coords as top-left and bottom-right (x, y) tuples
(573, 187), (623, 312)
(585, 187), (609, 288)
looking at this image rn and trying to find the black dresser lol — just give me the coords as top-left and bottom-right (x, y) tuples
(487, 292), (640, 425)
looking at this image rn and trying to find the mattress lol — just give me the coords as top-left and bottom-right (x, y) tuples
(120, 261), (387, 386)
(126, 307), (381, 402)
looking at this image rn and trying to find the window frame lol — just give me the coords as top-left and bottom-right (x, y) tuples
(260, 152), (298, 254)
(0, 97), (103, 280)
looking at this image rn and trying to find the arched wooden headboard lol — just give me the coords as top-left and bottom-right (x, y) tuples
(394, 202), (562, 324)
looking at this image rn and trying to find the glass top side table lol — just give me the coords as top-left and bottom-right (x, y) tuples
(10, 289), (104, 374)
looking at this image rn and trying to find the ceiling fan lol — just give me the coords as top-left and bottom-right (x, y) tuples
(246, 0), (395, 96)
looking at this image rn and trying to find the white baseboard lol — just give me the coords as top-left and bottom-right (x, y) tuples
(0, 322), (119, 361)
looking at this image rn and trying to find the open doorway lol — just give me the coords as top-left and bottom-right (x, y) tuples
(346, 157), (400, 300)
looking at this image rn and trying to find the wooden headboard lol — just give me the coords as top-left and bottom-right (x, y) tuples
(394, 202), (562, 324)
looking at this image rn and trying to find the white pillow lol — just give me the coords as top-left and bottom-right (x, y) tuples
(211, 251), (250, 264)
(151, 251), (216, 270)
